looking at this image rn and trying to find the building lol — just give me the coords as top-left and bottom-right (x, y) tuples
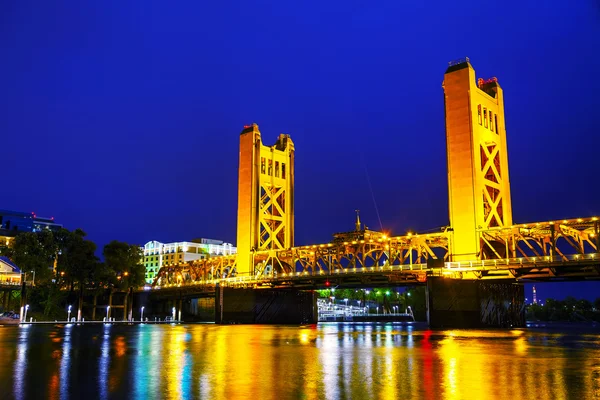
(0, 256), (21, 285)
(142, 239), (236, 284)
(0, 209), (63, 251)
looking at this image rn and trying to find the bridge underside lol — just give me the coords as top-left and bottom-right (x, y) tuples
(427, 277), (525, 329)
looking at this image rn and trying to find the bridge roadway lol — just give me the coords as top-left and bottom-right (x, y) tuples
(148, 253), (600, 297)
(150, 216), (600, 296)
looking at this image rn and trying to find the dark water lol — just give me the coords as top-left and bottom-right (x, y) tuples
(1, 323), (599, 400)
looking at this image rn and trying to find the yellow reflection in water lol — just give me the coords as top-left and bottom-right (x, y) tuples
(4, 324), (600, 399)
(163, 326), (188, 399)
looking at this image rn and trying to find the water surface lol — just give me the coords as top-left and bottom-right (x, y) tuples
(0, 323), (599, 399)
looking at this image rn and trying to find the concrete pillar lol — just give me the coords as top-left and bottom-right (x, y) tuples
(123, 290), (128, 321)
(92, 293), (98, 320)
(426, 277), (524, 329)
(77, 289), (84, 322)
(215, 286), (317, 324)
(107, 291), (113, 319)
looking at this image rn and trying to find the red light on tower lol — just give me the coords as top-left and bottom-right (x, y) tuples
(325, 281), (330, 287)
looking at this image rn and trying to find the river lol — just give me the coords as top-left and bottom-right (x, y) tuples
(0, 322), (599, 399)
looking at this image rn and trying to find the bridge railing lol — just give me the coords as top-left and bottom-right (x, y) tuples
(151, 251), (600, 289)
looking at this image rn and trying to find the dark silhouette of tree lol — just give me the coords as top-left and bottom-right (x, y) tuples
(103, 241), (145, 289)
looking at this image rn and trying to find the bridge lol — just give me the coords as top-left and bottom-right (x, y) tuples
(145, 58), (598, 328)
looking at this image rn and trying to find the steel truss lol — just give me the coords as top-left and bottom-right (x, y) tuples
(152, 217), (600, 288)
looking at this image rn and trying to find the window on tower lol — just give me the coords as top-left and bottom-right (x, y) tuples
(495, 115), (499, 134)
(261, 157), (266, 174)
(483, 107), (488, 128)
(489, 110), (493, 131)
(477, 105), (482, 125)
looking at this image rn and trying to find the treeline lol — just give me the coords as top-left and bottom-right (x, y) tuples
(1, 228), (144, 318)
(527, 297), (600, 322)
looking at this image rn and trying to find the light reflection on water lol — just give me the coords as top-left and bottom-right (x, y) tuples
(0, 323), (599, 399)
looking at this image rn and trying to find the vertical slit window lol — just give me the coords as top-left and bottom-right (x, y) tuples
(260, 157), (266, 174)
(483, 107), (488, 128)
(489, 110), (493, 131)
(268, 159), (273, 176)
(282, 163), (286, 179)
(494, 115), (499, 134)
(477, 105), (482, 125)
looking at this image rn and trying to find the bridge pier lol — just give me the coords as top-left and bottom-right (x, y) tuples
(426, 277), (525, 329)
(215, 286), (317, 324)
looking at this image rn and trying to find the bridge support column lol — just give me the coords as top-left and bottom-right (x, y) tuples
(215, 286), (317, 324)
(426, 277), (524, 329)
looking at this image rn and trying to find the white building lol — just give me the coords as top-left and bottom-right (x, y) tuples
(143, 239), (236, 284)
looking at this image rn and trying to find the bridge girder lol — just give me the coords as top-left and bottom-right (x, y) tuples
(151, 216), (600, 289)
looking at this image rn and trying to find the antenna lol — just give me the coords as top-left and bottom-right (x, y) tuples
(355, 209), (361, 231)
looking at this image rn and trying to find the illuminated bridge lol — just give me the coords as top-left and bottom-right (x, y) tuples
(148, 58), (599, 328)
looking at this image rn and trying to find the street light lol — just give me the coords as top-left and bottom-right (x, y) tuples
(23, 304), (29, 322)
(172, 307), (176, 321)
(30, 270), (35, 286)
(140, 306), (145, 322)
(67, 305), (72, 322)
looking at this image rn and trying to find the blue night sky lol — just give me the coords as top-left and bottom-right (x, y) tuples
(1, 1), (599, 301)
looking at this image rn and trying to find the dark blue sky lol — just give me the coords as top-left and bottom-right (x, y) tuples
(1, 1), (599, 300)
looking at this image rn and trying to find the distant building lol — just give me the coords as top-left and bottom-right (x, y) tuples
(142, 239), (236, 284)
(0, 209), (63, 251)
(0, 256), (21, 285)
(0, 210), (62, 235)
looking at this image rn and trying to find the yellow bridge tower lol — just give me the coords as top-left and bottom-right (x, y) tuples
(443, 58), (513, 261)
(236, 123), (295, 276)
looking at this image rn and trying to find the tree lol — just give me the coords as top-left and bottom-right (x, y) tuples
(56, 229), (98, 292)
(595, 298), (600, 312)
(103, 241), (145, 289)
(5, 230), (57, 284)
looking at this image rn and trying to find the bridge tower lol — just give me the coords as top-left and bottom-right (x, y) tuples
(236, 123), (295, 276)
(443, 58), (513, 261)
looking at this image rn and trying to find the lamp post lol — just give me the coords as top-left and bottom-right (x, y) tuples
(67, 305), (72, 322)
(172, 307), (176, 321)
(23, 304), (29, 322)
(140, 306), (145, 322)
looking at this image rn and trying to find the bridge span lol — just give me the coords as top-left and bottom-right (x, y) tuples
(144, 58), (599, 328)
